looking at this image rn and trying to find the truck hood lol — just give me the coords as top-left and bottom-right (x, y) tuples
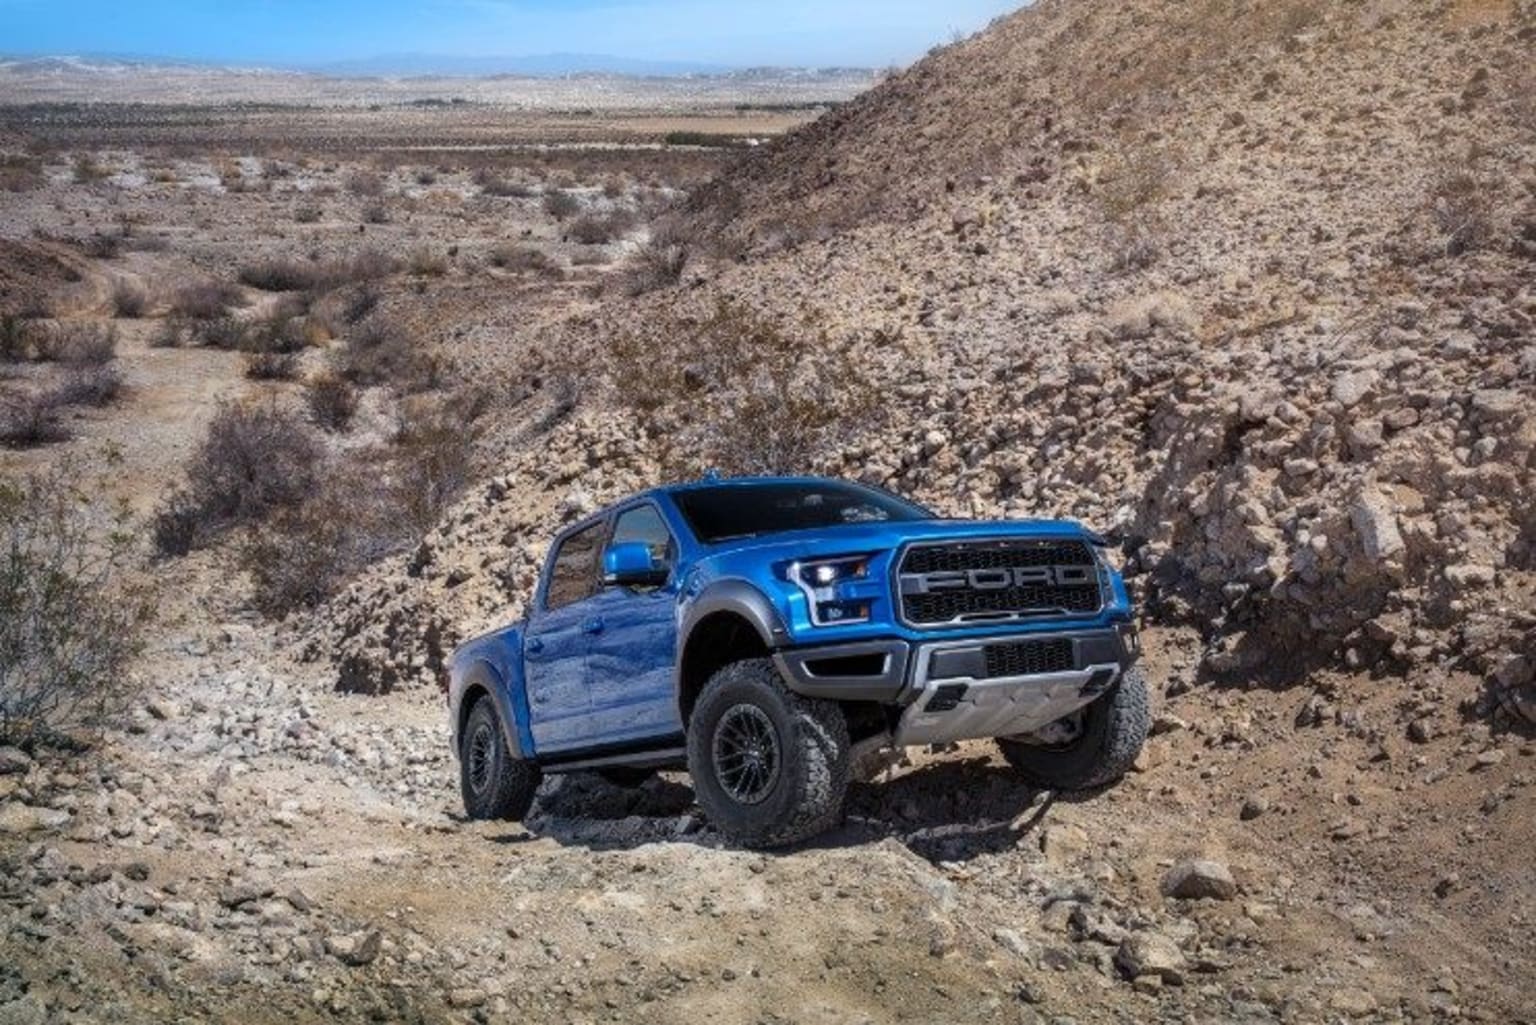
(698, 517), (1102, 564)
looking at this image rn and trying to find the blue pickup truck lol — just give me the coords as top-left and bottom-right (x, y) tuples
(447, 476), (1148, 848)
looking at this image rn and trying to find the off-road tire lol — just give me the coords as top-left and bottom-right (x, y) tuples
(460, 697), (541, 821)
(596, 767), (657, 788)
(997, 666), (1150, 791)
(687, 658), (850, 849)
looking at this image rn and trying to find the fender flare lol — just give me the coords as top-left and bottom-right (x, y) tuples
(679, 579), (791, 651)
(453, 658), (530, 761)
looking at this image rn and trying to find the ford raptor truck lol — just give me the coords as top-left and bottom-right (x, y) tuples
(446, 476), (1149, 848)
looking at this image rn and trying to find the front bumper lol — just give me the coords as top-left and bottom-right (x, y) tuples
(773, 626), (1137, 745)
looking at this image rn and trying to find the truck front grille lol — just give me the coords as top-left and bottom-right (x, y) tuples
(898, 539), (1103, 628)
(982, 638), (1075, 679)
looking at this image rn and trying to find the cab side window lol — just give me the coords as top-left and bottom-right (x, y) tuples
(544, 522), (605, 611)
(612, 505), (676, 575)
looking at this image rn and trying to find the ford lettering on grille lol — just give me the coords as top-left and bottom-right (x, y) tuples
(898, 540), (1103, 626)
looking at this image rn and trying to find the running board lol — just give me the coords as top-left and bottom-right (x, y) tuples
(541, 747), (687, 775)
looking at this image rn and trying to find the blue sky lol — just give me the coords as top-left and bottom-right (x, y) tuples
(0, 0), (1023, 68)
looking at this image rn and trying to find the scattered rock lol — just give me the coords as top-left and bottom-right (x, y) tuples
(0, 802), (69, 835)
(326, 929), (383, 967)
(0, 747), (32, 775)
(1160, 859), (1237, 901)
(1116, 932), (1187, 985)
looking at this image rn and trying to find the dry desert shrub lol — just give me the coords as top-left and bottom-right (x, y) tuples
(293, 204), (323, 224)
(0, 463), (151, 745)
(0, 316), (45, 361)
(337, 314), (440, 392)
(0, 155), (45, 193)
(71, 154), (108, 184)
(347, 169), (387, 198)
(34, 322), (117, 365)
(1429, 163), (1497, 257)
(476, 171), (535, 199)
(1096, 141), (1180, 271)
(623, 221), (691, 296)
(607, 300), (877, 475)
(111, 279), (148, 319)
(407, 247), (449, 277)
(239, 397), (479, 617)
(150, 317), (188, 348)
(0, 392), (70, 448)
(305, 372), (359, 431)
(243, 350), (300, 381)
(51, 363), (123, 408)
(152, 402), (323, 556)
(238, 256), (324, 293)
(489, 244), (561, 276)
(361, 202), (392, 225)
(172, 279), (245, 320)
(543, 188), (581, 221)
(567, 209), (637, 245)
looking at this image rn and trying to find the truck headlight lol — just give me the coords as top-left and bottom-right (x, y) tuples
(790, 557), (873, 626)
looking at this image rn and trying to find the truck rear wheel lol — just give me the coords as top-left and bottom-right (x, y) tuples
(687, 658), (850, 849)
(996, 666), (1150, 791)
(460, 697), (541, 821)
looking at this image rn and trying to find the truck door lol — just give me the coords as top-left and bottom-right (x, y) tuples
(584, 503), (685, 746)
(523, 519), (606, 752)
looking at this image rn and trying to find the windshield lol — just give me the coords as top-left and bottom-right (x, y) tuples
(672, 481), (933, 543)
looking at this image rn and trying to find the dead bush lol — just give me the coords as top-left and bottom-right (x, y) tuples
(51, 363), (123, 407)
(35, 322), (116, 365)
(347, 169), (386, 197)
(623, 223), (691, 296)
(1096, 143), (1179, 271)
(338, 315), (439, 391)
(0, 316), (42, 361)
(306, 372), (359, 431)
(567, 209), (636, 245)
(150, 317), (188, 348)
(606, 300), (878, 474)
(72, 154), (108, 184)
(239, 256), (323, 292)
(0, 463), (152, 745)
(198, 316), (249, 350)
(240, 399), (478, 617)
(152, 402), (323, 556)
(1430, 165), (1495, 257)
(0, 392), (70, 448)
(0, 155), (45, 193)
(112, 279), (148, 318)
(82, 233), (121, 260)
(489, 244), (560, 276)
(476, 170), (534, 198)
(361, 202), (392, 225)
(390, 398), (479, 534)
(294, 204), (323, 224)
(172, 279), (245, 320)
(543, 188), (581, 221)
(341, 284), (380, 325)
(243, 350), (299, 381)
(407, 247), (449, 277)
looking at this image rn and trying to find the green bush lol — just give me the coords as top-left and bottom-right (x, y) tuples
(0, 464), (151, 745)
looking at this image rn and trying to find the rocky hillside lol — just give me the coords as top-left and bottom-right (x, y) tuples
(313, 0), (1535, 726)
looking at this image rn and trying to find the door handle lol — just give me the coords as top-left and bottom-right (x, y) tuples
(526, 637), (545, 655)
(582, 618), (605, 636)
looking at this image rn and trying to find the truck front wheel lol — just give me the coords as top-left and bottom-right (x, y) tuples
(460, 697), (542, 821)
(996, 666), (1151, 791)
(687, 659), (851, 849)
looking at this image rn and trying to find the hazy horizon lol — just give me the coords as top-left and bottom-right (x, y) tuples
(0, 0), (1022, 71)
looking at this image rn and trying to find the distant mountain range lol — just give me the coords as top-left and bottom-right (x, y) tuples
(0, 53), (871, 81)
